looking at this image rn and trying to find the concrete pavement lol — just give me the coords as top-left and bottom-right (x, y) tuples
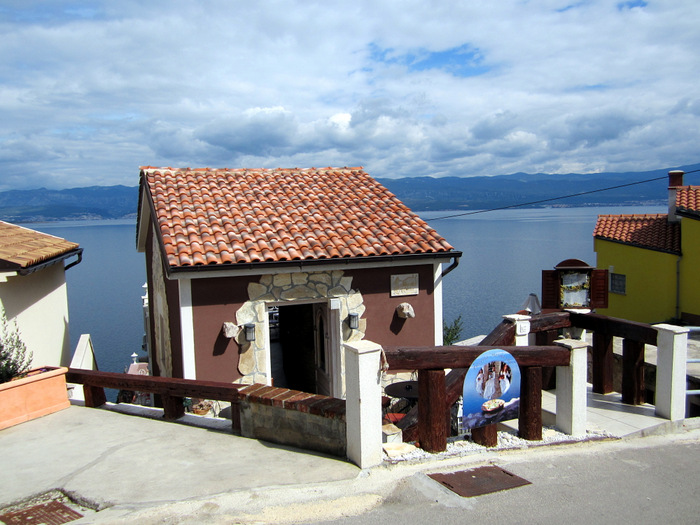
(0, 405), (359, 522)
(1, 403), (699, 524)
(308, 428), (700, 525)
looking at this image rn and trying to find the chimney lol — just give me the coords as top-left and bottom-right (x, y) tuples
(668, 170), (684, 223)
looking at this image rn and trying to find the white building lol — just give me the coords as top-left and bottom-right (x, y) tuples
(0, 221), (82, 367)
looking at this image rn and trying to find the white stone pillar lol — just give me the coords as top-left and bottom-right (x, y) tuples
(653, 324), (689, 421)
(344, 340), (383, 468)
(554, 338), (589, 437)
(503, 314), (531, 346)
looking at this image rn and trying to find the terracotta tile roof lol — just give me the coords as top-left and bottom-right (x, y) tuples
(676, 186), (700, 218)
(593, 214), (680, 254)
(141, 167), (456, 269)
(0, 221), (80, 271)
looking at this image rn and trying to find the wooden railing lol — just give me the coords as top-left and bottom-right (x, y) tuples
(384, 343), (572, 452)
(66, 369), (243, 433)
(390, 310), (686, 451)
(395, 318), (516, 442)
(568, 312), (657, 404)
(395, 311), (572, 443)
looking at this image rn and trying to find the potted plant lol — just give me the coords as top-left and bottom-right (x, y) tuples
(190, 399), (213, 416)
(0, 311), (70, 430)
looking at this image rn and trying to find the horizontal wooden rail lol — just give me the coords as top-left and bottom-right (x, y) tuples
(67, 368), (242, 432)
(67, 369), (244, 398)
(569, 311), (657, 345)
(529, 311), (572, 332)
(383, 345), (570, 370)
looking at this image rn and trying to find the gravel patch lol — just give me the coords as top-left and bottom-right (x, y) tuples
(383, 427), (617, 464)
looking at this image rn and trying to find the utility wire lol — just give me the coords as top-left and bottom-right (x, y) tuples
(428, 168), (700, 221)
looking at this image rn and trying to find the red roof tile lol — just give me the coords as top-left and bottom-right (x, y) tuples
(141, 167), (455, 269)
(593, 214), (680, 254)
(0, 221), (79, 271)
(676, 186), (700, 218)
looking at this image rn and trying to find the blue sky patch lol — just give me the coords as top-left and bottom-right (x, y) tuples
(617, 0), (647, 10)
(369, 43), (490, 78)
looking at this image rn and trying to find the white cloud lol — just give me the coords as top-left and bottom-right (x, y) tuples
(0, 0), (699, 191)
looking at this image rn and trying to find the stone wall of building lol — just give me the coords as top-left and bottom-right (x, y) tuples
(232, 270), (366, 385)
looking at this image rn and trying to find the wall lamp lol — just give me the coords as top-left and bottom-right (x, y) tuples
(348, 313), (359, 330)
(244, 323), (256, 342)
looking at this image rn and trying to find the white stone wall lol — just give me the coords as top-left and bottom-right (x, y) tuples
(233, 270), (365, 385)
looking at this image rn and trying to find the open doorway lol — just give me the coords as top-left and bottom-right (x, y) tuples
(269, 303), (332, 395)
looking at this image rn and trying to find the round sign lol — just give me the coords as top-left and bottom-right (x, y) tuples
(462, 349), (521, 430)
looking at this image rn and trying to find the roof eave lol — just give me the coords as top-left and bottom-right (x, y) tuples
(594, 236), (681, 256)
(164, 250), (462, 279)
(677, 208), (700, 221)
(16, 247), (84, 276)
(135, 172), (153, 253)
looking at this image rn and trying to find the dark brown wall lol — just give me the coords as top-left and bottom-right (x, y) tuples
(191, 276), (249, 382)
(347, 264), (436, 347)
(187, 263), (438, 382)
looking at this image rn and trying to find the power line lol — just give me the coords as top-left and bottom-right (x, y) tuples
(428, 168), (700, 221)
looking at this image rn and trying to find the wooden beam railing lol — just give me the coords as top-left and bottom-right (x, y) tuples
(395, 318), (517, 442)
(383, 345), (571, 452)
(394, 311), (573, 445)
(569, 311), (658, 403)
(66, 369), (243, 433)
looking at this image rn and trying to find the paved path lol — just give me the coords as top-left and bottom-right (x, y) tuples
(2, 404), (698, 524)
(0, 405), (358, 521)
(307, 428), (700, 525)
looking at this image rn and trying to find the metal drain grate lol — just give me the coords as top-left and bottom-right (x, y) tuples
(0, 499), (83, 525)
(428, 465), (531, 497)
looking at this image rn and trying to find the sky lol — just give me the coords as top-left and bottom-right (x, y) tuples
(1, 0), (699, 191)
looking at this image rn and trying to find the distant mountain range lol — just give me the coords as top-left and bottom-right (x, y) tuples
(0, 185), (139, 223)
(2, 164), (698, 223)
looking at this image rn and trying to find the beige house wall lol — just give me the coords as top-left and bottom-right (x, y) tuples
(0, 264), (71, 367)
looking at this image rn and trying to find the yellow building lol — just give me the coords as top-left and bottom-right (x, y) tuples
(593, 170), (700, 325)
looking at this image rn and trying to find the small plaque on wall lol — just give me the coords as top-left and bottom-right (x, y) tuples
(391, 273), (419, 297)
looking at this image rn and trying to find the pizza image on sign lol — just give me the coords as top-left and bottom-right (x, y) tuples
(481, 398), (505, 414)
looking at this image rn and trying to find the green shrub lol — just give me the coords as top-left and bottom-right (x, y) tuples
(0, 310), (33, 384)
(443, 314), (464, 346)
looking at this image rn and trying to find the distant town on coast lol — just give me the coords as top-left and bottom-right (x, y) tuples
(1, 163), (698, 223)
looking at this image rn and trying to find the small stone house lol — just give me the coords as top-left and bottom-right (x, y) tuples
(0, 221), (82, 367)
(594, 170), (700, 324)
(136, 167), (460, 397)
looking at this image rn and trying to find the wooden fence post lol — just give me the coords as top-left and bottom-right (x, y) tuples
(162, 394), (185, 420)
(592, 332), (614, 394)
(472, 424), (498, 447)
(519, 366), (542, 440)
(83, 385), (106, 408)
(418, 369), (447, 452)
(505, 314), (543, 441)
(622, 339), (645, 405)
